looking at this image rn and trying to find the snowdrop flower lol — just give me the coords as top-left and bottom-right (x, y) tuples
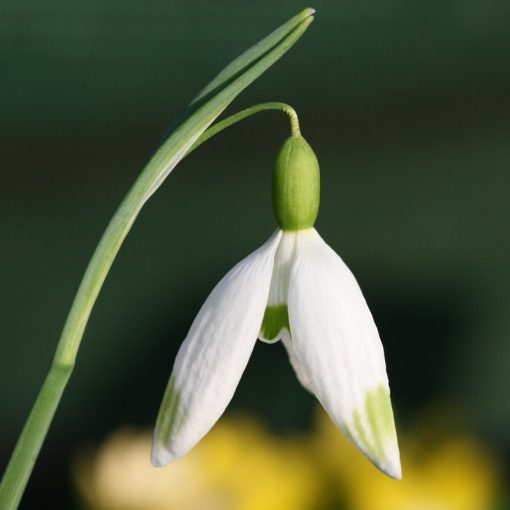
(152, 134), (401, 479)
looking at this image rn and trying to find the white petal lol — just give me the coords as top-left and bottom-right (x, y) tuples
(152, 230), (282, 466)
(288, 229), (401, 479)
(281, 332), (314, 393)
(259, 231), (298, 343)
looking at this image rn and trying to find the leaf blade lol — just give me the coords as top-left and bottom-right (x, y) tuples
(141, 7), (315, 201)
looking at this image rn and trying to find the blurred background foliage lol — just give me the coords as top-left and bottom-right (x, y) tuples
(1, 0), (509, 508)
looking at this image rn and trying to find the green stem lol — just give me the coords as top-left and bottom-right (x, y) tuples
(0, 365), (72, 510)
(0, 103), (299, 509)
(189, 102), (300, 154)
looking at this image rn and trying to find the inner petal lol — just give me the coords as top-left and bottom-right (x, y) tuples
(260, 304), (290, 342)
(259, 231), (299, 343)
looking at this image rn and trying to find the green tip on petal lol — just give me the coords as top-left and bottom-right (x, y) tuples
(260, 304), (290, 342)
(347, 384), (401, 480)
(152, 375), (185, 466)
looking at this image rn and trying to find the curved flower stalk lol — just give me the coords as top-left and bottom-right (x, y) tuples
(153, 135), (402, 479)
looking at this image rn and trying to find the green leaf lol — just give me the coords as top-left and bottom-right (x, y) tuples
(144, 7), (315, 200)
(0, 9), (315, 510)
(57, 7), (316, 366)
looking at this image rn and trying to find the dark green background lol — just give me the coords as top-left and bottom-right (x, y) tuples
(1, 1), (510, 507)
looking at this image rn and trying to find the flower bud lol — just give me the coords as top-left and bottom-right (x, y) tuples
(272, 135), (320, 231)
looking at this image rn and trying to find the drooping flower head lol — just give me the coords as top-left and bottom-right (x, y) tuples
(152, 132), (401, 479)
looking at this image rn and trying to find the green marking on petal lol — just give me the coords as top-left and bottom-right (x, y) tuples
(365, 384), (397, 453)
(260, 304), (290, 342)
(353, 408), (378, 459)
(157, 374), (185, 445)
(351, 384), (396, 462)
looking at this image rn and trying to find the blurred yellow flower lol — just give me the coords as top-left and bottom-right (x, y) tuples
(312, 409), (501, 510)
(73, 416), (322, 510)
(74, 408), (503, 510)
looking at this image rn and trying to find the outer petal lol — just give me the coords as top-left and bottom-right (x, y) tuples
(152, 231), (282, 466)
(288, 229), (401, 479)
(281, 332), (314, 393)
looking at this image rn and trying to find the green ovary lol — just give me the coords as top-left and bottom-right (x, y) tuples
(272, 135), (320, 231)
(260, 305), (290, 341)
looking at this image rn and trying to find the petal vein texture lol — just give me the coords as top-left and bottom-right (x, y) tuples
(152, 231), (282, 466)
(288, 229), (401, 479)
